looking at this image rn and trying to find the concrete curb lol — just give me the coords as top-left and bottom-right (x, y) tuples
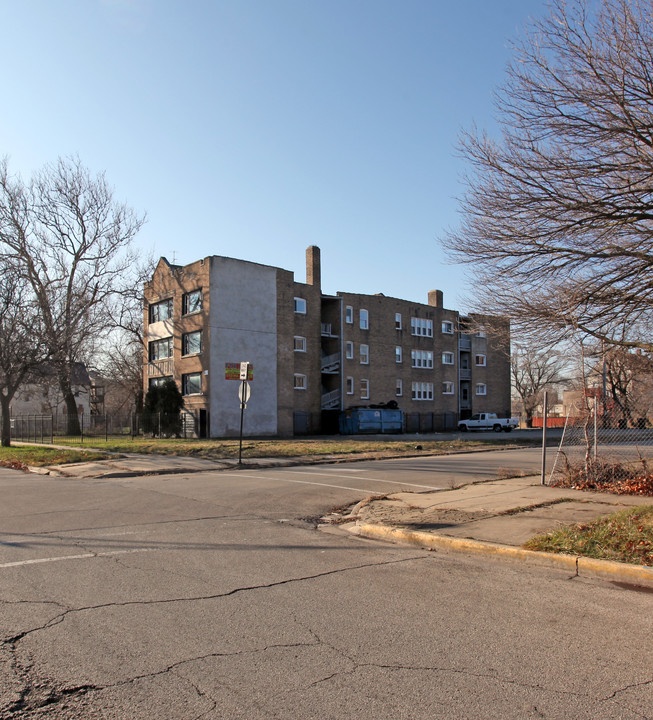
(350, 522), (653, 588)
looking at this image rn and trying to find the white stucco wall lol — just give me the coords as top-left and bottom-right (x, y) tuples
(209, 257), (278, 436)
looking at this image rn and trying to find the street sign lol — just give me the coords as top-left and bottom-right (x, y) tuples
(239, 361), (250, 380)
(225, 363), (254, 380)
(238, 381), (251, 405)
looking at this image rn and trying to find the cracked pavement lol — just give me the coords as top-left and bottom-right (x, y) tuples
(1, 465), (652, 719)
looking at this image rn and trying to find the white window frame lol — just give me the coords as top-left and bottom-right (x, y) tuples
(395, 313), (402, 330)
(411, 317), (433, 337)
(475, 354), (487, 367)
(294, 336), (307, 352)
(476, 383), (487, 396)
(442, 352), (454, 365)
(475, 330), (487, 338)
(345, 305), (353, 324)
(441, 320), (454, 334)
(360, 378), (370, 400)
(395, 346), (403, 363)
(294, 297), (307, 314)
(442, 381), (455, 395)
(360, 344), (369, 364)
(346, 376), (354, 395)
(411, 349), (433, 369)
(294, 373), (307, 390)
(411, 382), (434, 401)
(396, 379), (403, 397)
(345, 341), (354, 359)
(360, 309), (369, 330)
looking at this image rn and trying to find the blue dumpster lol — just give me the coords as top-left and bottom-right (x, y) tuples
(339, 407), (404, 434)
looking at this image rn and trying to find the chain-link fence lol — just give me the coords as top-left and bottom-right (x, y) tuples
(549, 412), (653, 489)
(10, 412), (202, 444)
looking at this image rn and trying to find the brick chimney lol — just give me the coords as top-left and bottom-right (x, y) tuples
(306, 245), (321, 287)
(428, 290), (443, 308)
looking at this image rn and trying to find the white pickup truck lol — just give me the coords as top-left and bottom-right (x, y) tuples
(458, 413), (519, 433)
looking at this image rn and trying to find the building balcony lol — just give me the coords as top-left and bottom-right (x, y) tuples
(321, 389), (341, 410)
(459, 368), (472, 380)
(147, 358), (173, 377)
(321, 323), (338, 338)
(459, 337), (472, 351)
(321, 353), (340, 374)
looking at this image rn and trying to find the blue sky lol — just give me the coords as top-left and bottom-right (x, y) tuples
(2, 0), (548, 310)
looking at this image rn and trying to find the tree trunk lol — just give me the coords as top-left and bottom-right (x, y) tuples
(0, 394), (11, 447)
(59, 375), (82, 435)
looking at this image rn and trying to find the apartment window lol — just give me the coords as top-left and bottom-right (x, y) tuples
(360, 344), (369, 364)
(360, 309), (369, 330)
(182, 372), (202, 396)
(411, 317), (433, 337)
(346, 376), (354, 395)
(442, 351), (454, 365)
(149, 376), (172, 389)
(395, 346), (403, 363)
(360, 379), (370, 400)
(411, 382), (434, 401)
(182, 290), (202, 315)
(442, 381), (455, 394)
(345, 305), (353, 323)
(396, 379), (403, 397)
(149, 337), (173, 361)
(475, 330), (487, 338)
(475, 354), (487, 366)
(182, 331), (202, 356)
(441, 321), (454, 334)
(476, 383), (487, 396)
(395, 313), (402, 330)
(294, 336), (307, 352)
(149, 298), (173, 323)
(294, 374), (307, 390)
(411, 349), (433, 368)
(294, 297), (307, 314)
(345, 341), (354, 359)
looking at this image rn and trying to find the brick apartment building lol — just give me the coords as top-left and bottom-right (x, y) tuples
(143, 246), (511, 437)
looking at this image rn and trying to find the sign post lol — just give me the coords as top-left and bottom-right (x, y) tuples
(238, 362), (251, 464)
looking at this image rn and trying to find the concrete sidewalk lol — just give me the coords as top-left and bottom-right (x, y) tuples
(30, 452), (653, 588)
(344, 476), (653, 588)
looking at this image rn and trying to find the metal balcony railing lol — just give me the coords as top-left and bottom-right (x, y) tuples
(321, 353), (340, 374)
(321, 389), (341, 409)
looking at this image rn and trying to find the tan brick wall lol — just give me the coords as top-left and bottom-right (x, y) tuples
(143, 257), (210, 419)
(338, 292), (460, 417)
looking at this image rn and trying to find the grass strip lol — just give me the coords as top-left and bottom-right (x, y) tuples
(18, 436), (535, 459)
(0, 446), (112, 468)
(524, 505), (653, 566)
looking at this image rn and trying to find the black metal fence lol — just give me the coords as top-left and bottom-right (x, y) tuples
(10, 412), (201, 444)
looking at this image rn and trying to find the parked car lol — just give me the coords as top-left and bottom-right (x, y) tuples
(458, 413), (519, 433)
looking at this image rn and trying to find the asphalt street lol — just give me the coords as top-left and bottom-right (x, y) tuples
(1, 449), (651, 719)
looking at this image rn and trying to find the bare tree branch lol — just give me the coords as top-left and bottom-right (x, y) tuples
(442, 0), (653, 351)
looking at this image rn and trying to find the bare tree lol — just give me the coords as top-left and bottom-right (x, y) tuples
(443, 0), (653, 351)
(0, 261), (47, 445)
(100, 256), (155, 413)
(0, 156), (145, 434)
(601, 346), (653, 426)
(512, 344), (568, 427)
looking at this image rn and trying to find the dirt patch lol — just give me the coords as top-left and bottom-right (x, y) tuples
(358, 498), (493, 530)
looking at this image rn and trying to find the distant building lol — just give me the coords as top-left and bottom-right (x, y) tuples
(10, 363), (91, 417)
(143, 246), (511, 437)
